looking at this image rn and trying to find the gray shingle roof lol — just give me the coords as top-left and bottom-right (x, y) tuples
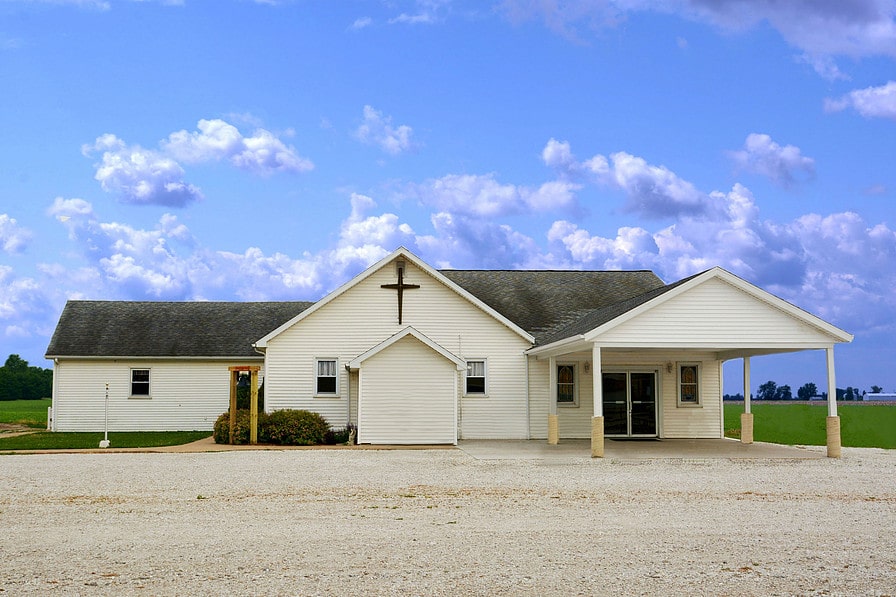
(45, 301), (313, 358)
(46, 269), (676, 358)
(439, 269), (666, 344)
(534, 270), (704, 345)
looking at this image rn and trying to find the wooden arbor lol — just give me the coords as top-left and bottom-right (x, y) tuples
(228, 365), (260, 445)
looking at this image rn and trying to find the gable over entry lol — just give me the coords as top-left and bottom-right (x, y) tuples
(348, 327), (464, 445)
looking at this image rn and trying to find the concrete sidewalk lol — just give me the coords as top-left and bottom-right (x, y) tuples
(457, 438), (826, 460)
(4, 435), (825, 459)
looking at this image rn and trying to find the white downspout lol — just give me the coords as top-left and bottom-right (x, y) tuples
(525, 352), (531, 440)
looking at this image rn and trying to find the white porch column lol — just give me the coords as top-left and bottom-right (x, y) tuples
(548, 356), (559, 445)
(591, 344), (604, 458)
(826, 347), (841, 458)
(741, 356), (753, 444)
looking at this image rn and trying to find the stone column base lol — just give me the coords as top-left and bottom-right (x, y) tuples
(547, 413), (559, 445)
(740, 412), (754, 444)
(826, 415), (842, 458)
(591, 416), (604, 458)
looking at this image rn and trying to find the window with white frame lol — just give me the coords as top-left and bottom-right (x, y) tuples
(316, 359), (338, 395)
(131, 368), (150, 397)
(557, 364), (577, 406)
(678, 363), (700, 406)
(466, 360), (486, 395)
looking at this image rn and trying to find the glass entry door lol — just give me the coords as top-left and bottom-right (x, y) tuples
(602, 371), (657, 437)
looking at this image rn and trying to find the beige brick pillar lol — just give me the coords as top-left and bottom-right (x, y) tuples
(740, 412), (753, 444)
(591, 416), (604, 458)
(548, 414), (559, 445)
(826, 416), (841, 458)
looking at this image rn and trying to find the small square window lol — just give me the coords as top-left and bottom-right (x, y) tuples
(466, 360), (486, 395)
(316, 359), (337, 395)
(678, 364), (700, 406)
(131, 369), (150, 397)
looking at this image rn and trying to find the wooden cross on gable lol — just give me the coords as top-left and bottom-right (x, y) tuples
(381, 260), (420, 324)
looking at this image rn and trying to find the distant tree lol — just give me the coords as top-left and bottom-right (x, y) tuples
(870, 385), (883, 394)
(797, 382), (818, 401)
(0, 354), (53, 401)
(757, 380), (778, 400)
(777, 384), (793, 400)
(844, 387), (857, 401)
(723, 393), (745, 401)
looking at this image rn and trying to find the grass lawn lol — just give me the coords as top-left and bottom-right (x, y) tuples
(724, 403), (896, 449)
(0, 398), (51, 428)
(0, 431), (211, 451)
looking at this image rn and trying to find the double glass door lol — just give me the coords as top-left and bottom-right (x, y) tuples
(602, 371), (657, 437)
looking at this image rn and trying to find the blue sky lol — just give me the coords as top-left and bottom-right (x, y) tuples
(1, 0), (894, 395)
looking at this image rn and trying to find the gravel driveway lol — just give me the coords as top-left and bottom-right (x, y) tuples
(2, 446), (894, 595)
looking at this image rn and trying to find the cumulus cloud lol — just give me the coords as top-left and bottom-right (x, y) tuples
(82, 134), (203, 207)
(83, 119), (312, 206)
(354, 106), (417, 155)
(542, 139), (707, 218)
(0, 214), (32, 253)
(825, 80), (896, 119)
(408, 172), (580, 218)
(164, 119), (313, 174)
(728, 133), (816, 187)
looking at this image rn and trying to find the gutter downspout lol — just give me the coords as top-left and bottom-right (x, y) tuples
(525, 351), (530, 440)
(51, 358), (59, 432)
(345, 363), (352, 429)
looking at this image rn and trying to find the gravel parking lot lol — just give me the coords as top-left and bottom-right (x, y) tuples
(2, 446), (894, 595)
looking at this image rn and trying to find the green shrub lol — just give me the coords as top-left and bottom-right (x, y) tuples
(214, 408), (347, 446)
(262, 409), (330, 446)
(213, 410), (269, 444)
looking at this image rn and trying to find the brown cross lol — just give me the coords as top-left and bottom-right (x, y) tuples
(381, 266), (420, 324)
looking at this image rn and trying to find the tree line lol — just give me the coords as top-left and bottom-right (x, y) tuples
(724, 380), (877, 401)
(0, 354), (53, 401)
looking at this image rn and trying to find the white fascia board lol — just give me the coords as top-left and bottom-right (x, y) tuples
(526, 336), (589, 359)
(583, 267), (853, 344)
(45, 355), (263, 361)
(348, 326), (466, 370)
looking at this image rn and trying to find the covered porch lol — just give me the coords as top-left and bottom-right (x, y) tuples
(526, 268), (854, 459)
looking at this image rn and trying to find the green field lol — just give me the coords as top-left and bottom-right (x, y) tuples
(0, 398), (51, 428)
(0, 399), (209, 450)
(0, 431), (210, 451)
(724, 402), (896, 449)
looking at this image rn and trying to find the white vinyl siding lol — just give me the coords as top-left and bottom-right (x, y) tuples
(52, 359), (262, 432)
(264, 259), (530, 438)
(357, 335), (457, 444)
(597, 277), (835, 347)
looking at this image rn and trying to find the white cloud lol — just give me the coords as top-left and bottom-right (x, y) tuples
(728, 133), (816, 187)
(164, 119), (314, 174)
(83, 119), (313, 207)
(410, 172), (579, 218)
(542, 139), (708, 218)
(354, 106), (417, 155)
(351, 17), (373, 30)
(500, 0), (896, 76)
(825, 80), (896, 120)
(0, 214), (32, 253)
(82, 134), (203, 207)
